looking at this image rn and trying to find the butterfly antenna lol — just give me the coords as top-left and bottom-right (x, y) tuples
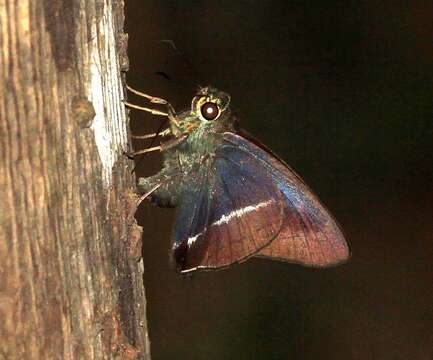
(155, 71), (171, 80)
(160, 39), (203, 86)
(129, 40), (201, 174)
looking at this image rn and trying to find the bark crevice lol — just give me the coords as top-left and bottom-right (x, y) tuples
(0, 0), (150, 358)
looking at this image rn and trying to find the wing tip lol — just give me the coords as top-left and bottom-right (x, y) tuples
(255, 243), (351, 268)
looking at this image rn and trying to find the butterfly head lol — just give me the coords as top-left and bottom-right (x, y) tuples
(192, 86), (231, 120)
(176, 87), (232, 134)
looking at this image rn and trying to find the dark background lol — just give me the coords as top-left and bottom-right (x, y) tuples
(125, 1), (433, 359)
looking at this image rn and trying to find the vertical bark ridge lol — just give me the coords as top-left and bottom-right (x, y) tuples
(0, 0), (150, 358)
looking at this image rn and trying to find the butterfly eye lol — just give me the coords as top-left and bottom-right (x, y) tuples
(200, 102), (219, 120)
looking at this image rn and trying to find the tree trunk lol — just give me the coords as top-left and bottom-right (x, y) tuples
(0, 0), (150, 358)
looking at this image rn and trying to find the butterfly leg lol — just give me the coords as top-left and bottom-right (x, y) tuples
(127, 145), (162, 157)
(126, 85), (171, 107)
(137, 171), (181, 208)
(124, 85), (182, 133)
(127, 133), (188, 157)
(131, 128), (171, 139)
(123, 101), (168, 116)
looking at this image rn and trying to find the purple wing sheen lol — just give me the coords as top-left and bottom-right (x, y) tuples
(222, 132), (350, 267)
(172, 146), (286, 273)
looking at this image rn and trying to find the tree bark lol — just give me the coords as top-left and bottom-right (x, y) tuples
(0, 0), (150, 359)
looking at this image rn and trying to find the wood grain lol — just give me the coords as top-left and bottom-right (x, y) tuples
(0, 0), (150, 358)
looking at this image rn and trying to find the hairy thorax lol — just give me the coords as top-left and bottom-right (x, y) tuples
(138, 127), (224, 208)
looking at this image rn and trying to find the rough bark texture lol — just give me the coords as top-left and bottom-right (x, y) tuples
(0, 0), (150, 359)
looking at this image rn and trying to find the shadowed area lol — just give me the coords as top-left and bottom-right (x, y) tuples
(125, 1), (433, 359)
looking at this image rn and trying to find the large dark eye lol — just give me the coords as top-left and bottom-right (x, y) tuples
(200, 102), (219, 120)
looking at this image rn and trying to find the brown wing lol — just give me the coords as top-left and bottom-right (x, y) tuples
(172, 146), (286, 273)
(223, 132), (350, 267)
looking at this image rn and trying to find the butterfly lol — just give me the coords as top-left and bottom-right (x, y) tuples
(125, 85), (350, 274)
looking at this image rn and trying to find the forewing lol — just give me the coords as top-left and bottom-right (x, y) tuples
(222, 132), (350, 267)
(172, 145), (285, 273)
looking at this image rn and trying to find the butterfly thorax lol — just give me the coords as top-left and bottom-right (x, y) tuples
(165, 86), (236, 177)
(138, 87), (237, 207)
(165, 123), (229, 178)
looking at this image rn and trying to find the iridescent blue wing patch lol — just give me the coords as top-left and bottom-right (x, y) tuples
(172, 132), (349, 273)
(172, 144), (286, 273)
(222, 132), (350, 267)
